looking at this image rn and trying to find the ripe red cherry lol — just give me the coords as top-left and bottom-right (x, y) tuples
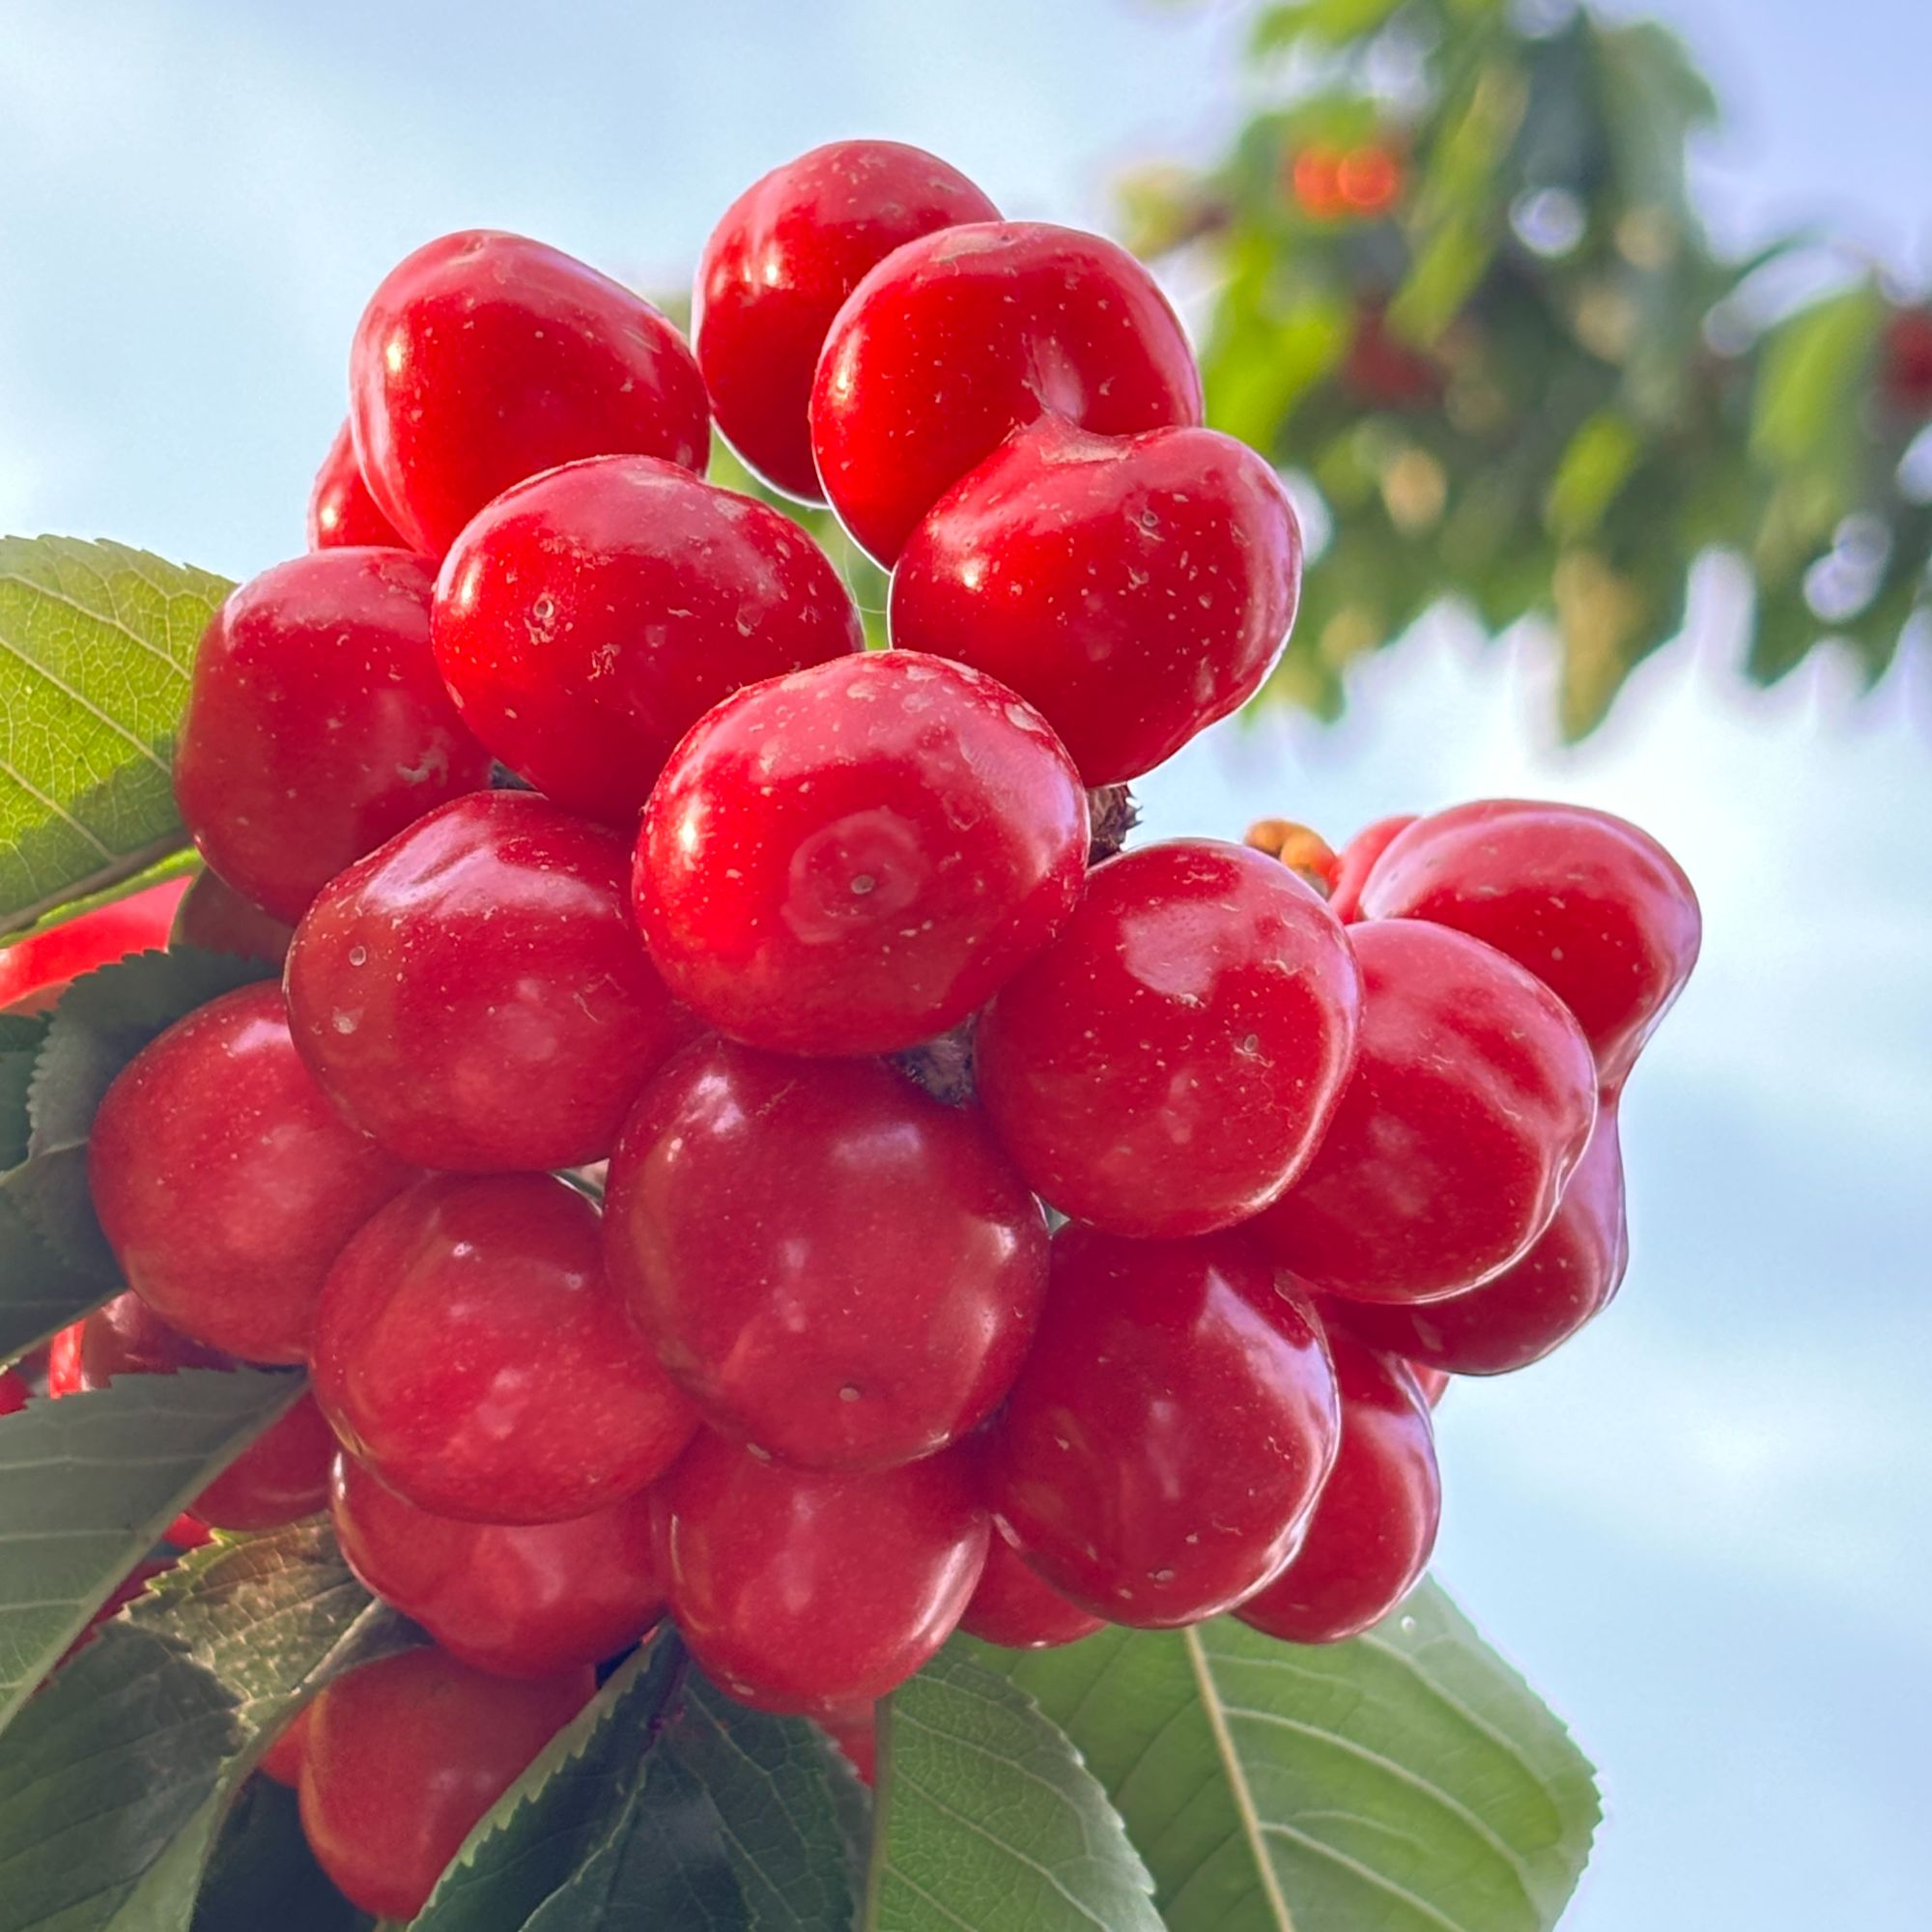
(286, 792), (696, 1172)
(1356, 800), (1701, 1091)
(959, 1524), (1106, 1650)
(810, 220), (1204, 564)
(655, 1429), (986, 1714)
(637, 651), (1088, 1055)
(307, 420), (407, 551)
(1337, 1103), (1629, 1375)
(696, 140), (999, 501)
(1254, 922), (1597, 1305)
(311, 1173), (696, 1523)
(90, 983), (416, 1363)
(173, 550), (493, 923)
(1325, 813), (1415, 923)
(298, 1646), (595, 1920)
(350, 229), (708, 557)
(170, 869), (293, 964)
(1236, 1328), (1440, 1644)
(330, 1454), (665, 1680)
(811, 1699), (878, 1786)
(69, 1292), (333, 1531)
(977, 840), (1360, 1239)
(0, 878), (187, 1015)
(891, 417), (1301, 783)
(605, 1038), (1046, 1470)
(982, 1225), (1339, 1628)
(432, 455), (863, 824)
(0, 1371), (27, 1416)
(258, 1704), (312, 1787)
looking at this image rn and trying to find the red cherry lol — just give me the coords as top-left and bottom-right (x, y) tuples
(977, 840), (1361, 1239)
(286, 792), (696, 1172)
(0, 1371), (27, 1416)
(1324, 813), (1415, 923)
(982, 1224), (1339, 1628)
(311, 1173), (696, 1523)
(959, 1523), (1106, 1650)
(298, 1646), (595, 1920)
(68, 1291), (332, 1531)
(605, 1038), (1047, 1471)
(655, 1430), (986, 1713)
(0, 878), (188, 1015)
(1356, 799), (1701, 1091)
(696, 141), (999, 501)
(1337, 1102), (1629, 1375)
(350, 230), (708, 557)
(892, 417), (1300, 783)
(258, 1703), (312, 1787)
(307, 420), (407, 551)
(810, 220), (1204, 564)
(90, 983), (417, 1363)
(1254, 922), (1598, 1305)
(432, 455), (863, 825)
(1236, 1328), (1439, 1644)
(810, 1699), (878, 1786)
(1340, 305), (1443, 410)
(329, 1454), (665, 1679)
(173, 550), (493, 924)
(170, 870), (294, 964)
(636, 651), (1089, 1056)
(1288, 145), (1345, 221)
(1882, 308), (1932, 416)
(45, 1325), (81, 1396)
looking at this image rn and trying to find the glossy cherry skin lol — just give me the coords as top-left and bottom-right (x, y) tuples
(696, 141), (999, 501)
(606, 1038), (1047, 1470)
(330, 1454), (665, 1679)
(958, 1523), (1106, 1650)
(170, 869), (293, 964)
(637, 651), (1089, 1055)
(977, 840), (1361, 1239)
(1337, 1101), (1629, 1375)
(298, 1646), (595, 1920)
(307, 419), (407, 551)
(1236, 1328), (1440, 1644)
(1325, 813), (1415, 923)
(173, 549), (493, 924)
(286, 792), (696, 1172)
(982, 1224), (1340, 1628)
(1408, 1363), (1450, 1407)
(0, 878), (187, 1015)
(1254, 921), (1598, 1305)
(655, 1429), (986, 1713)
(90, 983), (417, 1363)
(891, 418), (1300, 784)
(0, 1371), (27, 1416)
(350, 229), (709, 557)
(258, 1704), (312, 1787)
(70, 1292), (333, 1530)
(432, 455), (863, 824)
(810, 220), (1204, 564)
(311, 1173), (696, 1523)
(1357, 799), (1701, 1092)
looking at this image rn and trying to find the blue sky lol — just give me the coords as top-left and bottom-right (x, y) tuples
(3, 3), (1929, 1925)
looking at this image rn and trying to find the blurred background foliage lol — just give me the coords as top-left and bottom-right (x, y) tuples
(1118, 0), (1932, 735)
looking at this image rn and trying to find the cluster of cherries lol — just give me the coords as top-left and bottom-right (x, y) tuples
(27, 139), (1698, 1918)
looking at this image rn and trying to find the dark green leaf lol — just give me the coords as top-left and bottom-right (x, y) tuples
(0, 1015), (50, 1171)
(191, 1776), (372, 1932)
(0, 1175), (108, 1364)
(0, 1368), (304, 1732)
(978, 1584), (1600, 1932)
(864, 1646), (1161, 1932)
(0, 539), (228, 937)
(0, 1520), (409, 1932)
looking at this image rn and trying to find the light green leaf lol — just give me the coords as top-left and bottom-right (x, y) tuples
(0, 538), (229, 937)
(978, 1585), (1599, 1932)
(0, 1367), (304, 1733)
(864, 1647), (1162, 1932)
(0, 1520), (409, 1932)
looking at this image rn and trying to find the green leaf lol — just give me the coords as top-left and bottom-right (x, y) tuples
(0, 1174), (108, 1364)
(26, 945), (277, 1159)
(190, 1776), (372, 1932)
(977, 1584), (1599, 1932)
(0, 1520), (409, 1932)
(1749, 286), (1884, 481)
(0, 1367), (304, 1733)
(864, 1647), (1162, 1932)
(0, 538), (229, 938)
(0, 1015), (50, 1173)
